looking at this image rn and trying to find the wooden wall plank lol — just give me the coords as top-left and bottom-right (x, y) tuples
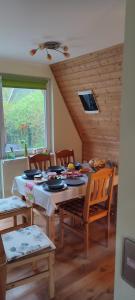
(51, 44), (123, 162)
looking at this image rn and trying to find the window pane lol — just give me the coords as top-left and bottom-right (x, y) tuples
(2, 88), (46, 152)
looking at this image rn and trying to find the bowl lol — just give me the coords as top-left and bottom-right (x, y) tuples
(47, 166), (65, 174)
(45, 178), (64, 190)
(74, 162), (82, 170)
(24, 169), (42, 179)
(46, 178), (62, 186)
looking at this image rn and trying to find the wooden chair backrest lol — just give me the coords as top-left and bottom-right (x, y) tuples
(28, 153), (52, 171)
(56, 149), (75, 166)
(83, 168), (115, 222)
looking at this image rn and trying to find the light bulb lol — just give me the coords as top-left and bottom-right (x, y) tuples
(39, 43), (45, 50)
(63, 45), (69, 52)
(47, 53), (52, 60)
(63, 52), (70, 58)
(30, 49), (38, 56)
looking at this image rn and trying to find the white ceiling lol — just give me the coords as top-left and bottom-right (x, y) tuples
(0, 0), (126, 64)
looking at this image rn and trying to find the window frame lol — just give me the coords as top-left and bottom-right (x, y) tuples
(0, 76), (52, 159)
(78, 90), (99, 114)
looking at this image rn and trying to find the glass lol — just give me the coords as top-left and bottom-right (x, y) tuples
(2, 87), (46, 153)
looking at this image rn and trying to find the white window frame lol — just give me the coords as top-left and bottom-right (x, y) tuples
(78, 90), (99, 114)
(0, 77), (53, 158)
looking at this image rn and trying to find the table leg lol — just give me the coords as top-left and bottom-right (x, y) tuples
(46, 215), (55, 241)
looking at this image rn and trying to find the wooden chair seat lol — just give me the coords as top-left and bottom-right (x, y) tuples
(0, 196), (32, 233)
(0, 225), (55, 299)
(60, 198), (108, 219)
(60, 198), (84, 217)
(0, 196), (27, 213)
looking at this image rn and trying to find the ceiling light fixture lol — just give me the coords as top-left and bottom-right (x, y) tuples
(30, 41), (70, 61)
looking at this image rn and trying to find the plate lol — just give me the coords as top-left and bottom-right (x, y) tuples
(43, 183), (67, 192)
(64, 178), (85, 186)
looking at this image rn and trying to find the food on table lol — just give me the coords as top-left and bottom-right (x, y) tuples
(89, 159), (106, 169)
(79, 168), (91, 174)
(67, 163), (75, 170)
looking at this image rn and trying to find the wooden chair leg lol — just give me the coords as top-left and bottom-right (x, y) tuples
(13, 216), (17, 227)
(32, 208), (35, 225)
(46, 216), (55, 241)
(27, 207), (32, 226)
(84, 223), (89, 258)
(48, 252), (55, 299)
(22, 208), (33, 226)
(0, 262), (7, 300)
(22, 208), (32, 227)
(51, 215), (56, 242)
(60, 209), (64, 248)
(105, 214), (110, 247)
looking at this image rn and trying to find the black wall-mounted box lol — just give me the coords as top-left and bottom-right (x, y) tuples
(122, 238), (135, 288)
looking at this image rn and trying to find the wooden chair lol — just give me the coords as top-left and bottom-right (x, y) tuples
(55, 149), (75, 166)
(59, 168), (114, 257)
(28, 153), (52, 171)
(28, 153), (53, 223)
(0, 225), (55, 300)
(28, 154), (53, 226)
(0, 196), (32, 234)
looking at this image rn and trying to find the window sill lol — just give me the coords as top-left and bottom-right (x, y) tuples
(2, 156), (28, 163)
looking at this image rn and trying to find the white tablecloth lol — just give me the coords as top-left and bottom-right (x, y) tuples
(12, 176), (88, 216)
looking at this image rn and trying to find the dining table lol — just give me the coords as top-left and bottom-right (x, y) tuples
(12, 172), (118, 240)
(12, 173), (88, 239)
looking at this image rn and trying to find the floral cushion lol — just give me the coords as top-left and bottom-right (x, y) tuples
(0, 196), (27, 213)
(2, 225), (55, 261)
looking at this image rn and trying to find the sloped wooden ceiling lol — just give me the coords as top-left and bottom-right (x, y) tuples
(51, 44), (123, 162)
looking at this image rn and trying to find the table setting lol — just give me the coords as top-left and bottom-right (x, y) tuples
(12, 164), (89, 216)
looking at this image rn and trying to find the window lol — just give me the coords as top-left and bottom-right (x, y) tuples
(2, 87), (46, 154)
(78, 90), (99, 113)
(0, 74), (49, 157)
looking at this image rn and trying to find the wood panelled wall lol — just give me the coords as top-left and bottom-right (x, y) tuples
(51, 44), (123, 162)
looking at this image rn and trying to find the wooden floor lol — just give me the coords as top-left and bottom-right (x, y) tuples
(1, 214), (116, 300)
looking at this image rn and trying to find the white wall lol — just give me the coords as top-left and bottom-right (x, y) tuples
(114, 1), (135, 299)
(51, 73), (82, 162)
(2, 158), (28, 196)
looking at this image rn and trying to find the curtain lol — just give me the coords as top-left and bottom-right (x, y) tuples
(2, 74), (48, 90)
